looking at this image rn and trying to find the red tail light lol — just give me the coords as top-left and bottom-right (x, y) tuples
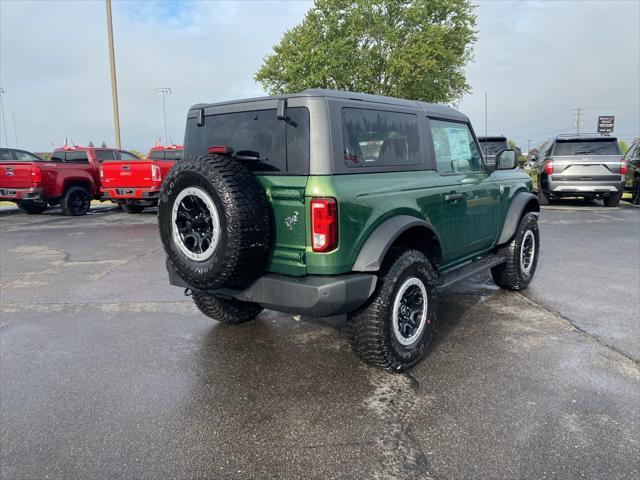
(30, 165), (42, 184)
(311, 198), (337, 252)
(99, 167), (104, 179)
(544, 159), (554, 175)
(620, 160), (627, 175)
(151, 164), (161, 182)
(208, 145), (233, 156)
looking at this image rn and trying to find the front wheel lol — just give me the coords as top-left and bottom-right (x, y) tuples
(631, 178), (640, 205)
(491, 212), (540, 290)
(348, 249), (437, 372)
(16, 200), (47, 214)
(61, 186), (91, 216)
(192, 292), (262, 325)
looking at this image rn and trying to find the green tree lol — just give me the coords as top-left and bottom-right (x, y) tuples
(101, 141), (107, 148)
(618, 140), (628, 155)
(508, 139), (517, 150)
(255, 0), (477, 103)
(88, 141), (95, 147)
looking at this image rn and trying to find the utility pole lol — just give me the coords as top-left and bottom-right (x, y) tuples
(527, 139), (532, 154)
(11, 110), (17, 147)
(573, 107), (584, 135)
(484, 92), (488, 139)
(0, 87), (8, 147)
(105, 0), (121, 148)
(154, 87), (172, 144)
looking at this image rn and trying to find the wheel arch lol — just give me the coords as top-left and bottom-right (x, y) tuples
(63, 178), (93, 195)
(351, 215), (443, 272)
(497, 192), (540, 245)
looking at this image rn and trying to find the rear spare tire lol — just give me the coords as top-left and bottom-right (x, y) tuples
(16, 200), (47, 214)
(158, 154), (271, 290)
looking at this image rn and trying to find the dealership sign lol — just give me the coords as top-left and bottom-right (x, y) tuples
(597, 116), (614, 134)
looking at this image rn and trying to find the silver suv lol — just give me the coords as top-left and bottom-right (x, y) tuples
(533, 134), (624, 207)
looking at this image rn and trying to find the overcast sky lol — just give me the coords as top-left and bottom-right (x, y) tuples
(0, 0), (638, 153)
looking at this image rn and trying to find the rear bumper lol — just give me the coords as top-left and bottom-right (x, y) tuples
(102, 187), (160, 201)
(546, 179), (624, 195)
(0, 187), (42, 201)
(167, 260), (377, 317)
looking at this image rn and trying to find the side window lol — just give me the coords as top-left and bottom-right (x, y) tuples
(14, 151), (44, 162)
(286, 107), (310, 174)
(94, 150), (115, 162)
(64, 151), (89, 164)
(429, 119), (483, 174)
(342, 108), (421, 168)
(51, 151), (65, 162)
(117, 151), (141, 161)
(0, 150), (14, 160)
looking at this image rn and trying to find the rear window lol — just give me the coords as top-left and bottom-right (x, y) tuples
(479, 141), (507, 155)
(553, 139), (621, 156)
(51, 151), (89, 163)
(149, 150), (164, 160)
(95, 150), (115, 162)
(149, 149), (182, 161)
(185, 107), (309, 174)
(342, 108), (421, 168)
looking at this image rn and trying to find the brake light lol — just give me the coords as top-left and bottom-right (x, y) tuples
(99, 167), (104, 179)
(151, 164), (161, 182)
(311, 198), (337, 252)
(544, 159), (554, 175)
(208, 145), (233, 156)
(620, 160), (627, 175)
(30, 165), (42, 184)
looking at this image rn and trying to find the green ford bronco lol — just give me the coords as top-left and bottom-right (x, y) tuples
(158, 89), (540, 372)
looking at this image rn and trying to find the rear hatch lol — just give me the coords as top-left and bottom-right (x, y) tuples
(184, 104), (310, 276)
(551, 138), (622, 180)
(101, 159), (156, 188)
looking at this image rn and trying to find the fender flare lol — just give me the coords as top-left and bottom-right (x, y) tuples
(352, 215), (443, 272)
(497, 192), (540, 245)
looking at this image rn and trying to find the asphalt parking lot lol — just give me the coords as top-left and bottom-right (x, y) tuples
(1, 201), (639, 479)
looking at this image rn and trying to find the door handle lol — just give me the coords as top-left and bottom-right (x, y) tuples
(445, 192), (464, 202)
(121, 165), (130, 171)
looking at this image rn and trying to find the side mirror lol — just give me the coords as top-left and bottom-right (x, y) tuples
(496, 149), (517, 170)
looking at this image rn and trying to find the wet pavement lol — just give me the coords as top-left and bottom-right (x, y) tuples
(1, 202), (639, 479)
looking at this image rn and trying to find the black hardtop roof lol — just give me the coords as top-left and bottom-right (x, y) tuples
(190, 88), (467, 121)
(554, 134), (618, 142)
(478, 136), (507, 142)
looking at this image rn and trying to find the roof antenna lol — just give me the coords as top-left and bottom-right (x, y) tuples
(69, 139), (75, 147)
(169, 137), (174, 146)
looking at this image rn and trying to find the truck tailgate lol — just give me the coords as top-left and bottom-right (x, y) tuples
(101, 160), (154, 188)
(0, 162), (39, 189)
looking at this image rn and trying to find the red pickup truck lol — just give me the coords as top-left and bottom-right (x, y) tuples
(100, 145), (182, 213)
(0, 146), (139, 215)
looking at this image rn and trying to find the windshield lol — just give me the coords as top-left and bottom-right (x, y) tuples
(480, 141), (507, 155)
(554, 140), (620, 156)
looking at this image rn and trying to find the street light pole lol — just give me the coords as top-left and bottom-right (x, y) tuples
(154, 88), (172, 144)
(0, 87), (8, 147)
(11, 110), (18, 147)
(105, 0), (121, 148)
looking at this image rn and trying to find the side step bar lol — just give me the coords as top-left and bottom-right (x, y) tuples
(437, 254), (505, 291)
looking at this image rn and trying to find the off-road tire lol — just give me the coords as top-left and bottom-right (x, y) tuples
(158, 154), (271, 290)
(60, 186), (91, 216)
(491, 212), (539, 290)
(603, 192), (621, 208)
(537, 189), (550, 206)
(632, 177), (640, 205)
(192, 292), (262, 325)
(348, 249), (438, 372)
(121, 201), (145, 214)
(16, 201), (47, 214)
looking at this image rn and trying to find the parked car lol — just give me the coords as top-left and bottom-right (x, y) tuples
(1, 145), (134, 215)
(100, 145), (182, 213)
(158, 89), (540, 372)
(478, 135), (508, 166)
(622, 140), (640, 205)
(531, 134), (625, 207)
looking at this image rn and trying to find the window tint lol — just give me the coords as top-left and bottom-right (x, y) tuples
(64, 151), (89, 163)
(479, 141), (508, 155)
(13, 151), (43, 162)
(342, 108), (420, 168)
(149, 150), (164, 160)
(94, 150), (115, 162)
(117, 151), (141, 161)
(285, 108), (309, 173)
(0, 150), (13, 161)
(553, 139), (620, 156)
(51, 151), (65, 162)
(430, 119), (483, 174)
(164, 149), (182, 161)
